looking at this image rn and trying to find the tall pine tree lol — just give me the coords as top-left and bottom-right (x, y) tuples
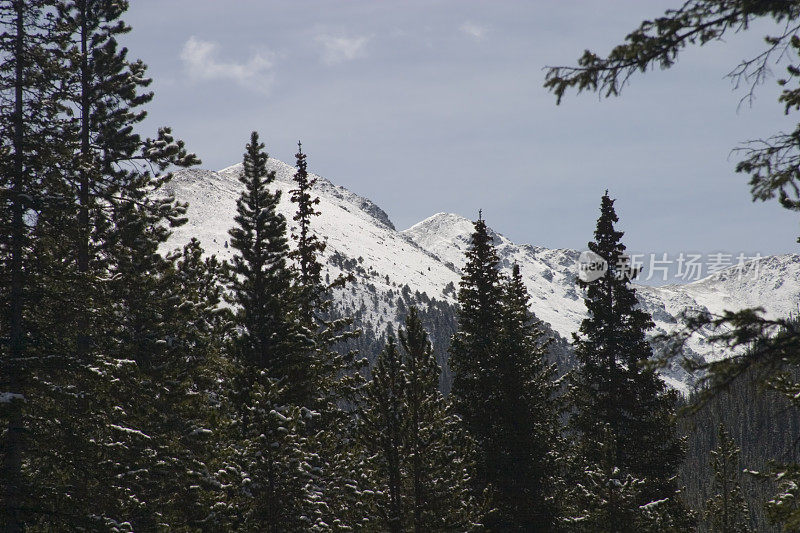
(487, 263), (564, 530)
(223, 132), (321, 531)
(567, 192), (692, 531)
(290, 140), (324, 327)
(2, 1), (199, 528)
(0, 1), (67, 528)
(449, 213), (503, 476)
(450, 213), (564, 531)
(227, 131), (305, 395)
(287, 141), (368, 528)
(361, 333), (406, 532)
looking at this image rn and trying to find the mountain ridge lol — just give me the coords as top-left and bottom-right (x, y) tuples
(162, 158), (800, 392)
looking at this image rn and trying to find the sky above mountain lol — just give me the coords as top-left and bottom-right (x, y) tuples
(124, 1), (800, 259)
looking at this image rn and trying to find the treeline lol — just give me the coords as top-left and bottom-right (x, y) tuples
(0, 1), (791, 532)
(679, 366), (800, 532)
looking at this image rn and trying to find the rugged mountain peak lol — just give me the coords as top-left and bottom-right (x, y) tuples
(216, 159), (396, 231)
(164, 162), (800, 393)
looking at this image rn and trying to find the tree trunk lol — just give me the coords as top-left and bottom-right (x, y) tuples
(3, 2), (27, 530)
(76, 0), (90, 357)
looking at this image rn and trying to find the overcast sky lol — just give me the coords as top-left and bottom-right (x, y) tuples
(124, 1), (800, 265)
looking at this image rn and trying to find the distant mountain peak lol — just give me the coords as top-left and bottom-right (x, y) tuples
(164, 162), (800, 393)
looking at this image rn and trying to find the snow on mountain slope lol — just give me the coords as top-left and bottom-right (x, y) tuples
(162, 159), (462, 332)
(163, 159), (800, 392)
(403, 213), (586, 340)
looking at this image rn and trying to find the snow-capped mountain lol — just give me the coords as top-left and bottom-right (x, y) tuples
(162, 159), (800, 393)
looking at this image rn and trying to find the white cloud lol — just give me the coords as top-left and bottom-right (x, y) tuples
(316, 34), (369, 65)
(180, 37), (274, 92)
(460, 22), (488, 40)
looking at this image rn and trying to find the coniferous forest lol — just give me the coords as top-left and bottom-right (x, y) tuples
(4, 1), (800, 532)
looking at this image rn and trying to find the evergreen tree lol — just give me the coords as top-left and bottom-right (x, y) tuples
(544, 8), (800, 529)
(287, 141), (368, 528)
(486, 263), (564, 530)
(704, 425), (751, 533)
(360, 333), (406, 532)
(227, 131), (307, 398)
(223, 132), (322, 530)
(290, 140), (324, 327)
(104, 237), (230, 529)
(0, 1), (67, 528)
(567, 192), (692, 531)
(566, 424), (648, 532)
(399, 306), (477, 532)
(449, 212), (504, 489)
(217, 368), (322, 532)
(57, 0), (198, 355)
(361, 311), (478, 532)
(2, 1), (198, 528)
(449, 214), (563, 530)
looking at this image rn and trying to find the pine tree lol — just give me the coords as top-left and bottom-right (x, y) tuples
(290, 140), (324, 327)
(288, 140), (363, 411)
(1, 1), (199, 528)
(223, 132), (322, 530)
(360, 333), (406, 532)
(704, 425), (751, 533)
(287, 141), (368, 528)
(360, 311), (478, 532)
(566, 424), (648, 532)
(449, 212), (504, 489)
(217, 368), (322, 532)
(450, 214), (563, 530)
(57, 0), (198, 355)
(103, 237), (230, 529)
(544, 8), (800, 530)
(0, 1), (67, 528)
(568, 192), (693, 531)
(227, 131), (306, 397)
(400, 306), (477, 532)
(17, 2), (198, 526)
(486, 263), (564, 530)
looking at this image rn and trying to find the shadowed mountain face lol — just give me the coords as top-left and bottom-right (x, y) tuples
(162, 160), (800, 392)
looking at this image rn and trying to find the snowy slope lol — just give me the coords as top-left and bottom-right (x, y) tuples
(163, 159), (800, 393)
(162, 160), (463, 332)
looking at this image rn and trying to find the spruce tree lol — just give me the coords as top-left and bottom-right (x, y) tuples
(449, 212), (503, 486)
(57, 0), (198, 355)
(290, 140), (324, 327)
(487, 263), (563, 530)
(2, 1), (201, 528)
(566, 424), (648, 531)
(287, 141), (368, 528)
(704, 425), (751, 533)
(450, 214), (563, 530)
(227, 131), (306, 397)
(361, 311), (478, 531)
(223, 132), (322, 530)
(360, 333), (406, 532)
(400, 306), (477, 532)
(0, 1), (66, 528)
(11, 1), (198, 526)
(103, 236), (229, 529)
(568, 192), (692, 531)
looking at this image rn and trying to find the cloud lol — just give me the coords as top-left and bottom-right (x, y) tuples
(460, 22), (488, 40)
(316, 34), (369, 65)
(180, 37), (274, 91)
